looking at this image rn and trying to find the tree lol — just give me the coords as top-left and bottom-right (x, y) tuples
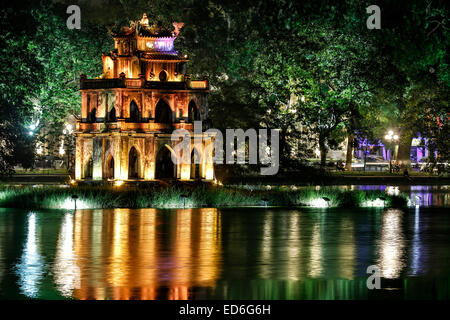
(0, 2), (43, 175)
(372, 0), (450, 167)
(30, 3), (112, 154)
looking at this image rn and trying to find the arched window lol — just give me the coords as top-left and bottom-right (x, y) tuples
(129, 100), (139, 122)
(88, 108), (97, 123)
(155, 146), (175, 179)
(188, 100), (199, 122)
(154, 99), (172, 123)
(159, 70), (167, 82)
(104, 156), (114, 179)
(107, 107), (116, 122)
(128, 147), (140, 179)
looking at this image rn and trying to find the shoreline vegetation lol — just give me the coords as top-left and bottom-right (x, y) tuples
(0, 185), (411, 210)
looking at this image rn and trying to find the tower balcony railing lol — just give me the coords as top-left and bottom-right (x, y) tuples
(189, 80), (208, 89)
(75, 119), (194, 133)
(80, 74), (208, 90)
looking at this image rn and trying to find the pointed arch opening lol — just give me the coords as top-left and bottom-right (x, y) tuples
(88, 108), (97, 123)
(104, 155), (114, 179)
(128, 146), (140, 179)
(191, 148), (201, 179)
(107, 107), (116, 122)
(129, 100), (140, 122)
(155, 146), (175, 179)
(155, 99), (172, 124)
(188, 100), (199, 122)
(159, 70), (168, 82)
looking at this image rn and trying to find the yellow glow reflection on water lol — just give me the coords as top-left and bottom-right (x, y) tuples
(195, 208), (221, 285)
(65, 208), (223, 299)
(378, 209), (405, 279)
(169, 208), (192, 300)
(53, 212), (80, 297)
(108, 209), (131, 299)
(135, 208), (158, 299)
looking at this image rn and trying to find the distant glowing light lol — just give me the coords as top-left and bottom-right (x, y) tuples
(315, 148), (320, 158)
(60, 197), (88, 210)
(363, 198), (385, 207)
(64, 124), (73, 134)
(386, 186), (399, 196)
(310, 198), (329, 208)
(114, 180), (124, 187)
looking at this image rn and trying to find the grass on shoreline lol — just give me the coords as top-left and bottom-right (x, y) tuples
(0, 185), (409, 210)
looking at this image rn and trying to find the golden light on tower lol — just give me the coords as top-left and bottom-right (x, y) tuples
(74, 14), (214, 183)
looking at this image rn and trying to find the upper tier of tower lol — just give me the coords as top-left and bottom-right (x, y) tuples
(98, 14), (189, 82)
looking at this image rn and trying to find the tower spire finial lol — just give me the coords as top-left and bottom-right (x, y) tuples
(140, 13), (149, 26)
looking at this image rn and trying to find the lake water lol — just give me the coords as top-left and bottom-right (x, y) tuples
(0, 186), (449, 300)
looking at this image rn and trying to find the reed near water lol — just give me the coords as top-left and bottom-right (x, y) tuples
(0, 184), (409, 209)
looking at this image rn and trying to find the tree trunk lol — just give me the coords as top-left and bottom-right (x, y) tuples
(345, 133), (354, 171)
(363, 143), (368, 172)
(279, 130), (287, 163)
(319, 134), (327, 167)
(397, 134), (413, 168)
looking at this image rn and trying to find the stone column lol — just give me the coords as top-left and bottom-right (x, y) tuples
(113, 136), (121, 180)
(81, 93), (88, 120)
(75, 136), (83, 179)
(203, 136), (215, 180)
(119, 137), (129, 180)
(144, 137), (155, 180)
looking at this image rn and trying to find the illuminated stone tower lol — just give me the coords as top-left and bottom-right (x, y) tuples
(74, 14), (214, 181)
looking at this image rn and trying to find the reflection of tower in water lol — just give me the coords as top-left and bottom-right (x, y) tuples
(69, 208), (221, 300)
(169, 208), (221, 299)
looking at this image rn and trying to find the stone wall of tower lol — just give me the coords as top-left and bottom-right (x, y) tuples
(81, 89), (205, 123)
(75, 133), (214, 181)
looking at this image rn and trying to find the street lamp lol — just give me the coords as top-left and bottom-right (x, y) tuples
(384, 130), (399, 173)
